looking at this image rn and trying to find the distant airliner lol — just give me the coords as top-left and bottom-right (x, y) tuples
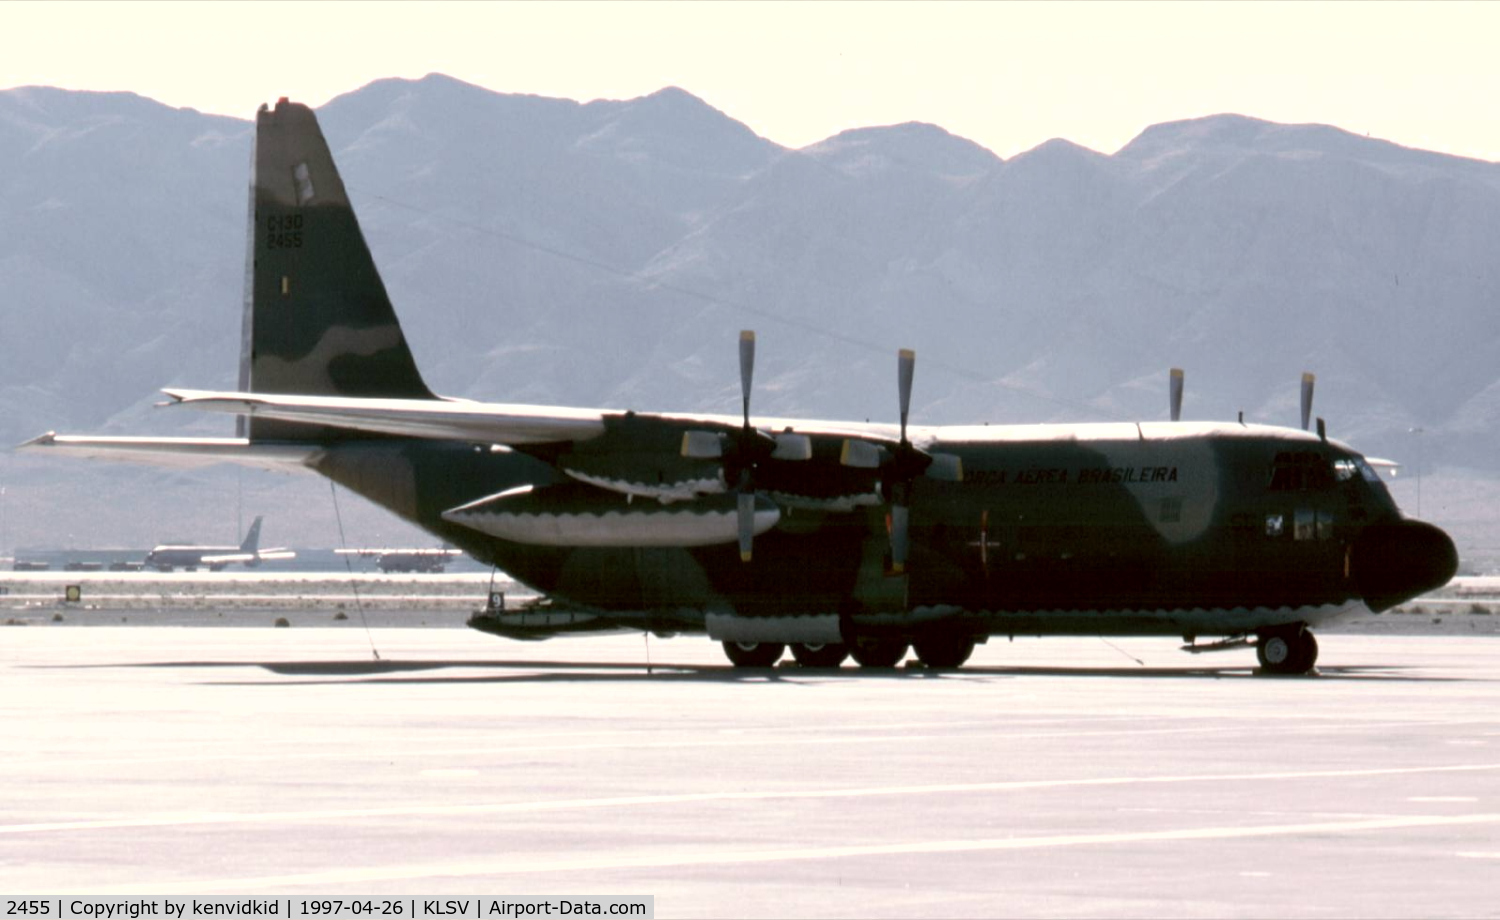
(24, 98), (1457, 673)
(143, 516), (295, 572)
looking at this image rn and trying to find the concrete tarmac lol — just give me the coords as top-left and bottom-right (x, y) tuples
(2, 627), (1498, 918)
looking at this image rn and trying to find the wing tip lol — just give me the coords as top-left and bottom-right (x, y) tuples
(16, 431), (58, 450)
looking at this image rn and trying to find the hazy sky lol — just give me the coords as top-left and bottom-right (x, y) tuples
(5, 1), (1498, 161)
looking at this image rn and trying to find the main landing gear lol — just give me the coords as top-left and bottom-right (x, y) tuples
(721, 633), (977, 669)
(1256, 625), (1319, 675)
(719, 640), (857, 668)
(911, 633), (976, 669)
(790, 642), (850, 668)
(720, 641), (785, 668)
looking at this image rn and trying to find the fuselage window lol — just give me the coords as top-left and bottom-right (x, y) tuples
(1294, 507), (1315, 541)
(1266, 514), (1284, 537)
(1160, 497), (1183, 524)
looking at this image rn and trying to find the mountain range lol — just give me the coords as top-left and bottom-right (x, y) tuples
(2, 74), (1497, 558)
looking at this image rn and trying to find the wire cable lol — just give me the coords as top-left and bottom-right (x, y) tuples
(329, 480), (381, 661)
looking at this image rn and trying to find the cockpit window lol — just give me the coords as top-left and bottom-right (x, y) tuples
(1357, 459), (1381, 483)
(1268, 451), (1333, 492)
(1332, 458), (1359, 482)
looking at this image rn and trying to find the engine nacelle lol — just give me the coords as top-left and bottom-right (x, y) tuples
(443, 482), (780, 548)
(559, 448), (726, 503)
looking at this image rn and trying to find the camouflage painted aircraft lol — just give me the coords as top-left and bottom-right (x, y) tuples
(25, 99), (1458, 673)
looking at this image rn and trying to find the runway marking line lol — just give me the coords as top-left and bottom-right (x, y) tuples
(3, 724), (1239, 770)
(13, 710), (1486, 773)
(5, 762), (1498, 835)
(89, 812), (1500, 894)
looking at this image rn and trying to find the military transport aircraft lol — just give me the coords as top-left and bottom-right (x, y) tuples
(142, 515), (295, 572)
(23, 99), (1458, 673)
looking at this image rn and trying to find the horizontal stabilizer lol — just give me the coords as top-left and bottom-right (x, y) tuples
(18, 433), (316, 470)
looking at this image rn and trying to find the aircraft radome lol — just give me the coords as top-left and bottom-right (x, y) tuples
(23, 98), (1458, 674)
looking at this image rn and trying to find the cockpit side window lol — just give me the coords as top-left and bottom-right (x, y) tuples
(1268, 451), (1334, 492)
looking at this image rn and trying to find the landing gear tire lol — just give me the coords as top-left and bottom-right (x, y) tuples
(913, 634), (976, 669)
(721, 641), (785, 668)
(1256, 626), (1319, 675)
(790, 642), (849, 668)
(850, 638), (909, 669)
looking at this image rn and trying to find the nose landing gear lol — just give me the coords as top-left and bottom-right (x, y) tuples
(1256, 625), (1319, 675)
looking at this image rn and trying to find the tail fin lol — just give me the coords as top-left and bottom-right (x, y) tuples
(239, 98), (434, 440)
(239, 515), (264, 553)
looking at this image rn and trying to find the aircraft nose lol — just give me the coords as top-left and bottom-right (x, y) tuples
(1351, 520), (1459, 613)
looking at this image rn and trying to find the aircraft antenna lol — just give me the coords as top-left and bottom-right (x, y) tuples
(329, 481), (381, 661)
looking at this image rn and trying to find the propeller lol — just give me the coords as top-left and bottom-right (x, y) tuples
(888, 349), (924, 573)
(679, 331), (813, 561)
(1300, 372), (1316, 431)
(732, 331), (772, 561)
(886, 348), (967, 573)
(837, 349), (962, 574)
(1169, 368), (1184, 422)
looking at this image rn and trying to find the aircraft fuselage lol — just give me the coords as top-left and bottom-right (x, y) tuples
(309, 419), (1448, 645)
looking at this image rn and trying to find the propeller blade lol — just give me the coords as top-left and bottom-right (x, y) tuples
(739, 330), (755, 427)
(1301, 372), (1315, 431)
(1169, 367), (1184, 422)
(890, 502), (910, 574)
(898, 348), (915, 441)
(737, 490), (756, 562)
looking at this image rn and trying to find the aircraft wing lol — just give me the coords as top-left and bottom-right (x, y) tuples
(161, 389), (909, 451)
(199, 552), (256, 565)
(163, 389), (608, 445)
(18, 433), (318, 470)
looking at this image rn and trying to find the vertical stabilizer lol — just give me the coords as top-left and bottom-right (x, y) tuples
(240, 515), (264, 553)
(243, 99), (434, 440)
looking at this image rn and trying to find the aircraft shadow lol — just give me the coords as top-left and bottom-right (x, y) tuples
(31, 658), (1468, 685)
